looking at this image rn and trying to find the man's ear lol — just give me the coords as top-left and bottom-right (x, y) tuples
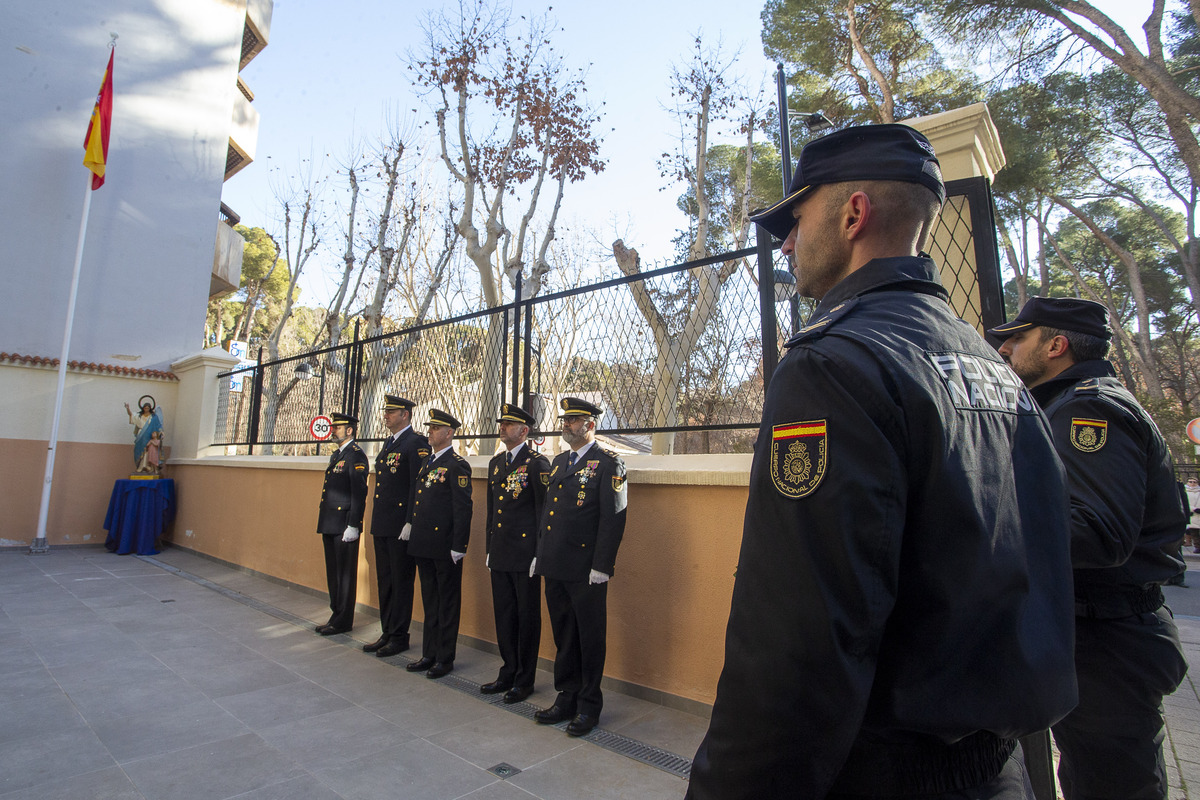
(1045, 334), (1071, 360)
(843, 191), (872, 240)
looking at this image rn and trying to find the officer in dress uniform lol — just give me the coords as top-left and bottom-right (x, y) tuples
(364, 395), (430, 658)
(991, 297), (1188, 800)
(315, 412), (368, 635)
(530, 397), (627, 737)
(402, 408), (472, 680)
(686, 125), (1077, 799)
(481, 403), (550, 704)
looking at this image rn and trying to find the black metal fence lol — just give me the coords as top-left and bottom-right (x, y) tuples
(214, 176), (1005, 456)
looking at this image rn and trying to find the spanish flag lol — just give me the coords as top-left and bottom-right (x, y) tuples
(82, 49), (113, 190)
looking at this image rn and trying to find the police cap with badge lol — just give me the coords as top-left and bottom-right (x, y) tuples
(558, 397), (602, 419)
(749, 123), (946, 241)
(383, 394), (415, 411)
(426, 408), (461, 429)
(987, 296), (1112, 342)
(331, 412), (358, 427)
(497, 403), (537, 426)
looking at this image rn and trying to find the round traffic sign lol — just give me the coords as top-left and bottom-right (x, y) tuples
(310, 415), (333, 441)
(1187, 418), (1200, 445)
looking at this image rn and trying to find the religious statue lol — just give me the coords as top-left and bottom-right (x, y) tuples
(125, 396), (165, 475)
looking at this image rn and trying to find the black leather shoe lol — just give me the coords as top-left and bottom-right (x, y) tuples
(480, 679), (512, 695)
(503, 686), (534, 704)
(406, 657), (435, 672)
(317, 625), (350, 636)
(362, 636), (389, 653)
(566, 713), (599, 736)
(426, 662), (454, 679)
(376, 637), (410, 658)
(534, 702), (576, 725)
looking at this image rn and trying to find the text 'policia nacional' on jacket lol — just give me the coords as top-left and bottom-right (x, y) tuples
(1032, 359), (1186, 611)
(536, 445), (627, 582)
(407, 449), (472, 560)
(317, 442), (368, 534)
(688, 256), (1077, 799)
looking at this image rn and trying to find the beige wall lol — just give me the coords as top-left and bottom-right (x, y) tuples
(164, 458), (747, 708)
(0, 439), (131, 547)
(0, 362), (180, 546)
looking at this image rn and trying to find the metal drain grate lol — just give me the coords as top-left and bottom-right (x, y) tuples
(586, 728), (693, 778)
(137, 554), (694, 780)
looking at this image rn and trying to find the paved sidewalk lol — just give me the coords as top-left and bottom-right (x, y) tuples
(3, 545), (1200, 799)
(0, 547), (702, 800)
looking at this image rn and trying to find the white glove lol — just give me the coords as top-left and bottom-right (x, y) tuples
(450, 550), (465, 564)
(529, 558), (537, 578)
(486, 553), (491, 569)
(588, 569), (609, 585)
(341, 526), (359, 543)
(400, 523), (411, 541)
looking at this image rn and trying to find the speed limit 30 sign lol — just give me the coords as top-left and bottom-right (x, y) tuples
(310, 415), (333, 441)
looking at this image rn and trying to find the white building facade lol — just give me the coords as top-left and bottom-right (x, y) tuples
(0, 0), (271, 545)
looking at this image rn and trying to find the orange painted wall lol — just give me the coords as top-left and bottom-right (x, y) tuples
(164, 461), (746, 707)
(0, 438), (132, 546)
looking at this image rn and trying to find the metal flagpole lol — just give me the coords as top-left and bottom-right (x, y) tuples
(30, 177), (94, 554)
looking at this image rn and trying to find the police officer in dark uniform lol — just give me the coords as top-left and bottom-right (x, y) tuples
(686, 125), (1078, 799)
(402, 408), (472, 680)
(315, 412), (368, 635)
(364, 395), (430, 658)
(991, 296), (1188, 800)
(531, 397), (627, 737)
(481, 403), (550, 703)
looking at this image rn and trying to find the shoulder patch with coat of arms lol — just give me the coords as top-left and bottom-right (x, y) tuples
(1070, 417), (1107, 452)
(458, 475), (469, 488)
(770, 420), (827, 498)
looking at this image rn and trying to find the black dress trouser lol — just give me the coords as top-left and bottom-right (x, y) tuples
(416, 557), (462, 664)
(544, 577), (607, 717)
(372, 536), (415, 640)
(321, 534), (359, 630)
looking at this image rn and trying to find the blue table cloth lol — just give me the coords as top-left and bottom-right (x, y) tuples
(104, 479), (175, 555)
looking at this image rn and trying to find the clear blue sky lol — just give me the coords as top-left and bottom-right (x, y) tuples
(220, 0), (1151, 306)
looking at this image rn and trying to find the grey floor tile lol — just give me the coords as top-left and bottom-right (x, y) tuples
(315, 737), (496, 800)
(509, 744), (688, 800)
(458, 781), (542, 799)
(0, 665), (64, 705)
(0, 764), (146, 800)
(224, 774), (343, 800)
(121, 733), (302, 800)
(257, 705), (417, 772)
(369, 679), (507, 738)
(90, 698), (251, 763)
(0, 641), (46, 674)
(180, 657), (303, 700)
(0, 691), (90, 745)
(63, 668), (212, 725)
(0, 726), (117, 795)
(426, 710), (584, 770)
(32, 630), (148, 670)
(215, 679), (354, 730)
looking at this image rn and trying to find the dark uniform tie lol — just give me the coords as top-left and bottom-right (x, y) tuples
(506, 451), (513, 466)
(568, 451), (577, 466)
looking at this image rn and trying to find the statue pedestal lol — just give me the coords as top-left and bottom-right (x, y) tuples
(103, 478), (176, 555)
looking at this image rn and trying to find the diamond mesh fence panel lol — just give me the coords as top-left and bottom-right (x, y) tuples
(211, 179), (1000, 456)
